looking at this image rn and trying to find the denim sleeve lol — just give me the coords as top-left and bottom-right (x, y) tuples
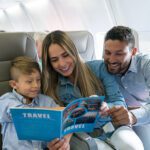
(87, 60), (126, 107)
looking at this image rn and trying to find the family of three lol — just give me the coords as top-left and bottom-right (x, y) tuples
(0, 25), (149, 150)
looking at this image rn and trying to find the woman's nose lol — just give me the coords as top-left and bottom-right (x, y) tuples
(58, 58), (66, 67)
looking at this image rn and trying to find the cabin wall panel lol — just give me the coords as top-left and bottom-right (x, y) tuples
(5, 4), (33, 31)
(109, 0), (150, 31)
(0, 10), (13, 31)
(24, 0), (62, 31)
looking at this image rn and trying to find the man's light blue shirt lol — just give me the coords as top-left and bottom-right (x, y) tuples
(0, 90), (57, 150)
(114, 53), (150, 125)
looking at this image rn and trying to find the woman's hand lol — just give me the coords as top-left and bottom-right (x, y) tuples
(47, 134), (72, 150)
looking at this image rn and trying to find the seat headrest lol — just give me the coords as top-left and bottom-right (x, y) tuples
(132, 29), (139, 52)
(0, 32), (38, 61)
(66, 31), (96, 61)
(30, 31), (96, 61)
(0, 32), (38, 96)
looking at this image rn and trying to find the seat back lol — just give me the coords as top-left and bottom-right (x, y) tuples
(0, 32), (38, 150)
(0, 32), (38, 96)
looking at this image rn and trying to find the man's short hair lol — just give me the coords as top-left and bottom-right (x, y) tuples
(105, 26), (135, 50)
(10, 56), (41, 81)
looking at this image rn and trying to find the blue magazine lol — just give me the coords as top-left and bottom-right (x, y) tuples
(10, 96), (105, 141)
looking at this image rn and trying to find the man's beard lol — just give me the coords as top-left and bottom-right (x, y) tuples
(105, 61), (122, 74)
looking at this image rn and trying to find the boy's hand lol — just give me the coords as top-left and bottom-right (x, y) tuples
(108, 106), (137, 126)
(47, 134), (72, 150)
(99, 102), (109, 117)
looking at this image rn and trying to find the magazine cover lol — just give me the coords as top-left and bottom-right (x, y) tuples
(10, 96), (105, 141)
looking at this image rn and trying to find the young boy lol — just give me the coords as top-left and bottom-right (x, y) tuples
(0, 56), (69, 150)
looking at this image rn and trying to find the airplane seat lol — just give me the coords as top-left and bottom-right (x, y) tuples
(0, 32), (38, 95)
(0, 32), (38, 150)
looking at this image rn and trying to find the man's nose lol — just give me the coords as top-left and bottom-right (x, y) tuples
(108, 54), (117, 63)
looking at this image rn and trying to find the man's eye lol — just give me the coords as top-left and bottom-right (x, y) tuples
(26, 81), (32, 83)
(105, 52), (111, 55)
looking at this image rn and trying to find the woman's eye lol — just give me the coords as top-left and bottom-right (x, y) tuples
(63, 53), (69, 57)
(63, 54), (69, 57)
(50, 59), (57, 62)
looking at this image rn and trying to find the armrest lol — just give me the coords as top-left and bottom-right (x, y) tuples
(70, 132), (98, 150)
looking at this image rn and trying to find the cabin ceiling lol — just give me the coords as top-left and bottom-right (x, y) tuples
(0, 0), (149, 32)
(0, 0), (26, 9)
(0, 1), (150, 37)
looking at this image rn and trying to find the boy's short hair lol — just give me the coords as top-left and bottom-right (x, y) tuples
(10, 56), (41, 81)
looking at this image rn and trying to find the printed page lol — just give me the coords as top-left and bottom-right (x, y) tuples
(62, 96), (105, 136)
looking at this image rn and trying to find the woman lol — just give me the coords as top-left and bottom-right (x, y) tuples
(41, 30), (143, 150)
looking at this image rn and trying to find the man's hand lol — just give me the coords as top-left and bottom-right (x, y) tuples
(47, 134), (72, 150)
(108, 106), (137, 126)
(100, 102), (109, 117)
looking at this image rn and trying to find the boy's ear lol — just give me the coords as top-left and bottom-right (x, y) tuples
(9, 80), (17, 89)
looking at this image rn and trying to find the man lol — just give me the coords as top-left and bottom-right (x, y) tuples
(103, 26), (150, 149)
